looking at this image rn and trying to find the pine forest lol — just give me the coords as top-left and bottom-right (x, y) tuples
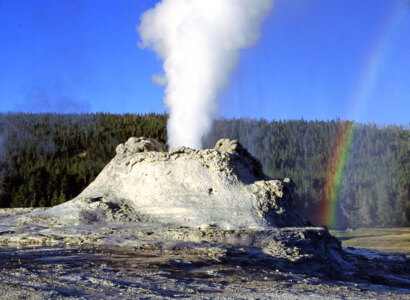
(0, 113), (408, 229)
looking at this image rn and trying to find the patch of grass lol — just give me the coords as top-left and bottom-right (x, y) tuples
(330, 227), (410, 257)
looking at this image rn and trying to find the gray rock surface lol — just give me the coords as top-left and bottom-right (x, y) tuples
(0, 243), (408, 300)
(115, 136), (167, 157)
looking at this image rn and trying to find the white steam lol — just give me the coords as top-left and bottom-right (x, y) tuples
(138, 0), (273, 149)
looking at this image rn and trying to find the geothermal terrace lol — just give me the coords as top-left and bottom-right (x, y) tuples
(0, 137), (408, 299)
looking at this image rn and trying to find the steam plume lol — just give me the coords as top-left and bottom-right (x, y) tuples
(138, 0), (273, 149)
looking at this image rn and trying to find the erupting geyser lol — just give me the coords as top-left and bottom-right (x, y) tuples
(138, 0), (273, 149)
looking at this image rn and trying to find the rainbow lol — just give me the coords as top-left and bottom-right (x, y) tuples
(319, 121), (356, 227)
(319, 3), (407, 228)
(345, 2), (407, 123)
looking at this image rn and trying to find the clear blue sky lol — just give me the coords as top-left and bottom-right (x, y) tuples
(1, 0), (409, 125)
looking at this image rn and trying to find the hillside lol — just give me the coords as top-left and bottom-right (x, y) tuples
(0, 113), (408, 229)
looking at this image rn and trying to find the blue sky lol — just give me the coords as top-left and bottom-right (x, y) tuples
(0, 0), (409, 125)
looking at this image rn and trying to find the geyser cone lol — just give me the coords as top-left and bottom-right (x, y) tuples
(2, 138), (409, 294)
(36, 137), (303, 229)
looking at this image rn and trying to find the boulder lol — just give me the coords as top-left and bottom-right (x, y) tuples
(115, 137), (166, 157)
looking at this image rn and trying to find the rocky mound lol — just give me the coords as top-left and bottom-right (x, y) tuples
(17, 137), (303, 228)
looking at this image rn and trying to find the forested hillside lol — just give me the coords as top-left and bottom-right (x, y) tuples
(203, 119), (409, 229)
(0, 113), (408, 229)
(0, 113), (167, 208)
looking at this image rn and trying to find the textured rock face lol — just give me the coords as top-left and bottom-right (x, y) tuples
(54, 137), (303, 229)
(115, 137), (167, 156)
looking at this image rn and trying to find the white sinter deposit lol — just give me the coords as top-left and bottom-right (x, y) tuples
(19, 137), (303, 229)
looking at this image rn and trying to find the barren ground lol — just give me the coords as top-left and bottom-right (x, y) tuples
(0, 209), (409, 299)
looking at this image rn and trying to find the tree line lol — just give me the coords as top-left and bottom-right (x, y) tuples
(0, 113), (167, 208)
(203, 118), (409, 229)
(0, 113), (408, 229)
